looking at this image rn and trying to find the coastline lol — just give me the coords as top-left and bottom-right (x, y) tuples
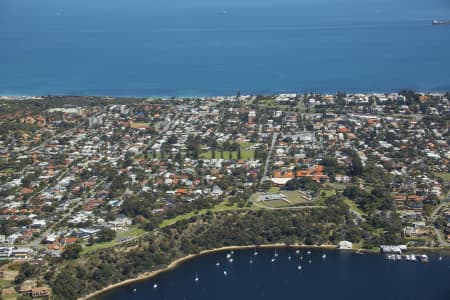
(1, 90), (449, 100)
(65, 243), (449, 299)
(78, 243), (340, 300)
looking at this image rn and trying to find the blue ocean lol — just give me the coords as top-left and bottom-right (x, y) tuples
(97, 248), (450, 300)
(0, 0), (449, 96)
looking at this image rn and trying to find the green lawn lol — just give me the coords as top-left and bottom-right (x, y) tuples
(435, 172), (450, 181)
(316, 188), (336, 205)
(268, 186), (280, 193)
(82, 240), (117, 255)
(256, 98), (276, 106)
(159, 211), (203, 228)
(0, 279), (11, 289)
(200, 150), (253, 160)
(200, 142), (256, 161)
(116, 227), (145, 239)
(82, 226), (145, 255)
(261, 199), (290, 208)
(160, 201), (248, 227)
(282, 191), (311, 204)
(325, 182), (346, 191)
(130, 122), (150, 129)
(238, 142), (255, 148)
(343, 198), (365, 216)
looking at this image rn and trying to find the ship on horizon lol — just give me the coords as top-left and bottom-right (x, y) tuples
(432, 20), (450, 25)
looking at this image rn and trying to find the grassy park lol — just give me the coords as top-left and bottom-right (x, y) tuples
(159, 201), (253, 227)
(252, 190), (312, 208)
(82, 201), (250, 254)
(82, 226), (146, 255)
(435, 172), (450, 182)
(200, 142), (256, 160)
(130, 122), (150, 129)
(343, 198), (365, 216)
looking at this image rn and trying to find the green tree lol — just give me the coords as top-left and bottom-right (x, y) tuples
(62, 244), (82, 260)
(96, 228), (116, 243)
(350, 154), (363, 176)
(15, 262), (40, 284)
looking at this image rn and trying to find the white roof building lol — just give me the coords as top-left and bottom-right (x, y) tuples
(338, 241), (353, 250)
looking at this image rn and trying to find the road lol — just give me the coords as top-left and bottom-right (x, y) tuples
(430, 190), (450, 246)
(260, 132), (278, 185)
(349, 209), (366, 222)
(430, 202), (448, 222)
(433, 227), (450, 247)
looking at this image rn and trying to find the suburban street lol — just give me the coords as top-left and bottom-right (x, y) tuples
(260, 132), (278, 185)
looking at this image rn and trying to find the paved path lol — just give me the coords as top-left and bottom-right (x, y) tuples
(430, 191), (449, 246)
(433, 227), (450, 247)
(431, 202), (448, 222)
(346, 205), (366, 222)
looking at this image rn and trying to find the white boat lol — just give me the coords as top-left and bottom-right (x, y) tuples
(432, 20), (450, 25)
(439, 256), (443, 261)
(133, 288), (137, 292)
(274, 249), (278, 257)
(223, 270), (227, 276)
(300, 255), (303, 260)
(308, 260), (312, 264)
(420, 254), (429, 263)
(297, 265), (302, 270)
(226, 253), (232, 259)
(271, 258), (276, 263)
(295, 249), (300, 254)
(254, 249), (258, 256)
(216, 262), (220, 266)
(249, 259), (253, 264)
(194, 274), (199, 282)
(322, 254), (326, 259)
(153, 284), (158, 289)
(288, 255), (291, 261)
(307, 250), (311, 255)
(228, 258), (234, 263)
(405, 255), (411, 261)
(395, 255), (402, 261)
(411, 255), (416, 262)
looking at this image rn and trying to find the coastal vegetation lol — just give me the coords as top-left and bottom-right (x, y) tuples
(38, 195), (404, 299)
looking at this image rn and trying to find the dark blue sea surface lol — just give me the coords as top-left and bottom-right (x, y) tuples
(97, 248), (450, 300)
(1, 0), (450, 96)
